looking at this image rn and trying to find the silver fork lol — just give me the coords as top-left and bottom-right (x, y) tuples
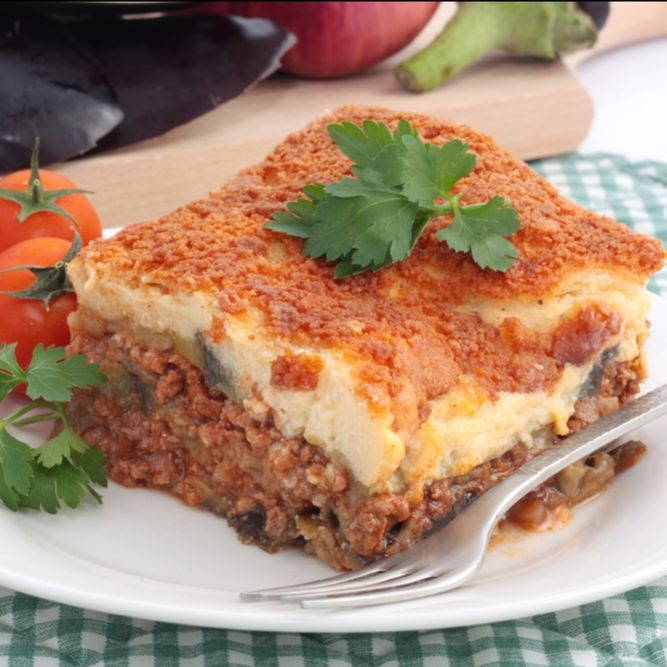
(241, 384), (667, 609)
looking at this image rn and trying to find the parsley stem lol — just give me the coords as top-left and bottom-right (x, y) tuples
(1, 400), (54, 427)
(11, 414), (57, 428)
(431, 203), (456, 217)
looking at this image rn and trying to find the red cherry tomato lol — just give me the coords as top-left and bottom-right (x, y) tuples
(0, 169), (101, 252)
(0, 237), (77, 369)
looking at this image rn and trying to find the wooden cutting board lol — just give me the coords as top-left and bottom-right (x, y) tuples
(57, 1), (667, 229)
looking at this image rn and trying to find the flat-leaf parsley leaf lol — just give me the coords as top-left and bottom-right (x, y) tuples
(0, 343), (107, 513)
(437, 196), (520, 271)
(266, 119), (520, 276)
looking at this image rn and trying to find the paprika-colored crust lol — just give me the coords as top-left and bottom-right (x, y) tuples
(71, 105), (664, 413)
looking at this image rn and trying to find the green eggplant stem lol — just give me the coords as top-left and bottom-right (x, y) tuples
(395, 2), (598, 93)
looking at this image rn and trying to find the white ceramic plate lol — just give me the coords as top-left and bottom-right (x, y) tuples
(1, 295), (666, 632)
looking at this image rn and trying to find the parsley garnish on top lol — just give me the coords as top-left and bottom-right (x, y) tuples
(0, 343), (107, 513)
(266, 119), (521, 277)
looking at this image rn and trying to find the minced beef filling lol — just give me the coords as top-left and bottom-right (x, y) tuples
(67, 331), (644, 571)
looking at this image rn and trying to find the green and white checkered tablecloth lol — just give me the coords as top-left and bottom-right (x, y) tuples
(1, 152), (667, 666)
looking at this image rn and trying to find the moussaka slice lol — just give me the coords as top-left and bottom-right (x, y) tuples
(66, 106), (664, 570)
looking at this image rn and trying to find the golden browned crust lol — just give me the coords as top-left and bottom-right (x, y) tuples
(75, 105), (664, 420)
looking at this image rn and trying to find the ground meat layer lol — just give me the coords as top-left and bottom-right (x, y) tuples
(67, 330), (644, 570)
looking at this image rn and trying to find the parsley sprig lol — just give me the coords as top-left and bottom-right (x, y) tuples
(266, 119), (521, 277)
(0, 343), (107, 513)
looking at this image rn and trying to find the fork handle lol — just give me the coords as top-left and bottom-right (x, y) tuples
(471, 384), (667, 530)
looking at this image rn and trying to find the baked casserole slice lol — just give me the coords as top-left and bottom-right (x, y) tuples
(66, 106), (664, 570)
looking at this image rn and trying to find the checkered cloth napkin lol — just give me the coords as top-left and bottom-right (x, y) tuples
(1, 153), (667, 666)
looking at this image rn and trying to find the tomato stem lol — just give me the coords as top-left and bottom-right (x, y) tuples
(28, 138), (44, 206)
(0, 139), (89, 224)
(1, 234), (80, 306)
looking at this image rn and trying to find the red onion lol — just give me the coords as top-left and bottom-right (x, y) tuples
(192, 2), (440, 78)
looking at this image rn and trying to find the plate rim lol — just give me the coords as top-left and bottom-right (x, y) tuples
(1, 545), (666, 633)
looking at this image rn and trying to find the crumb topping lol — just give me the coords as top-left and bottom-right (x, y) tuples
(271, 352), (324, 391)
(72, 105), (664, 424)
